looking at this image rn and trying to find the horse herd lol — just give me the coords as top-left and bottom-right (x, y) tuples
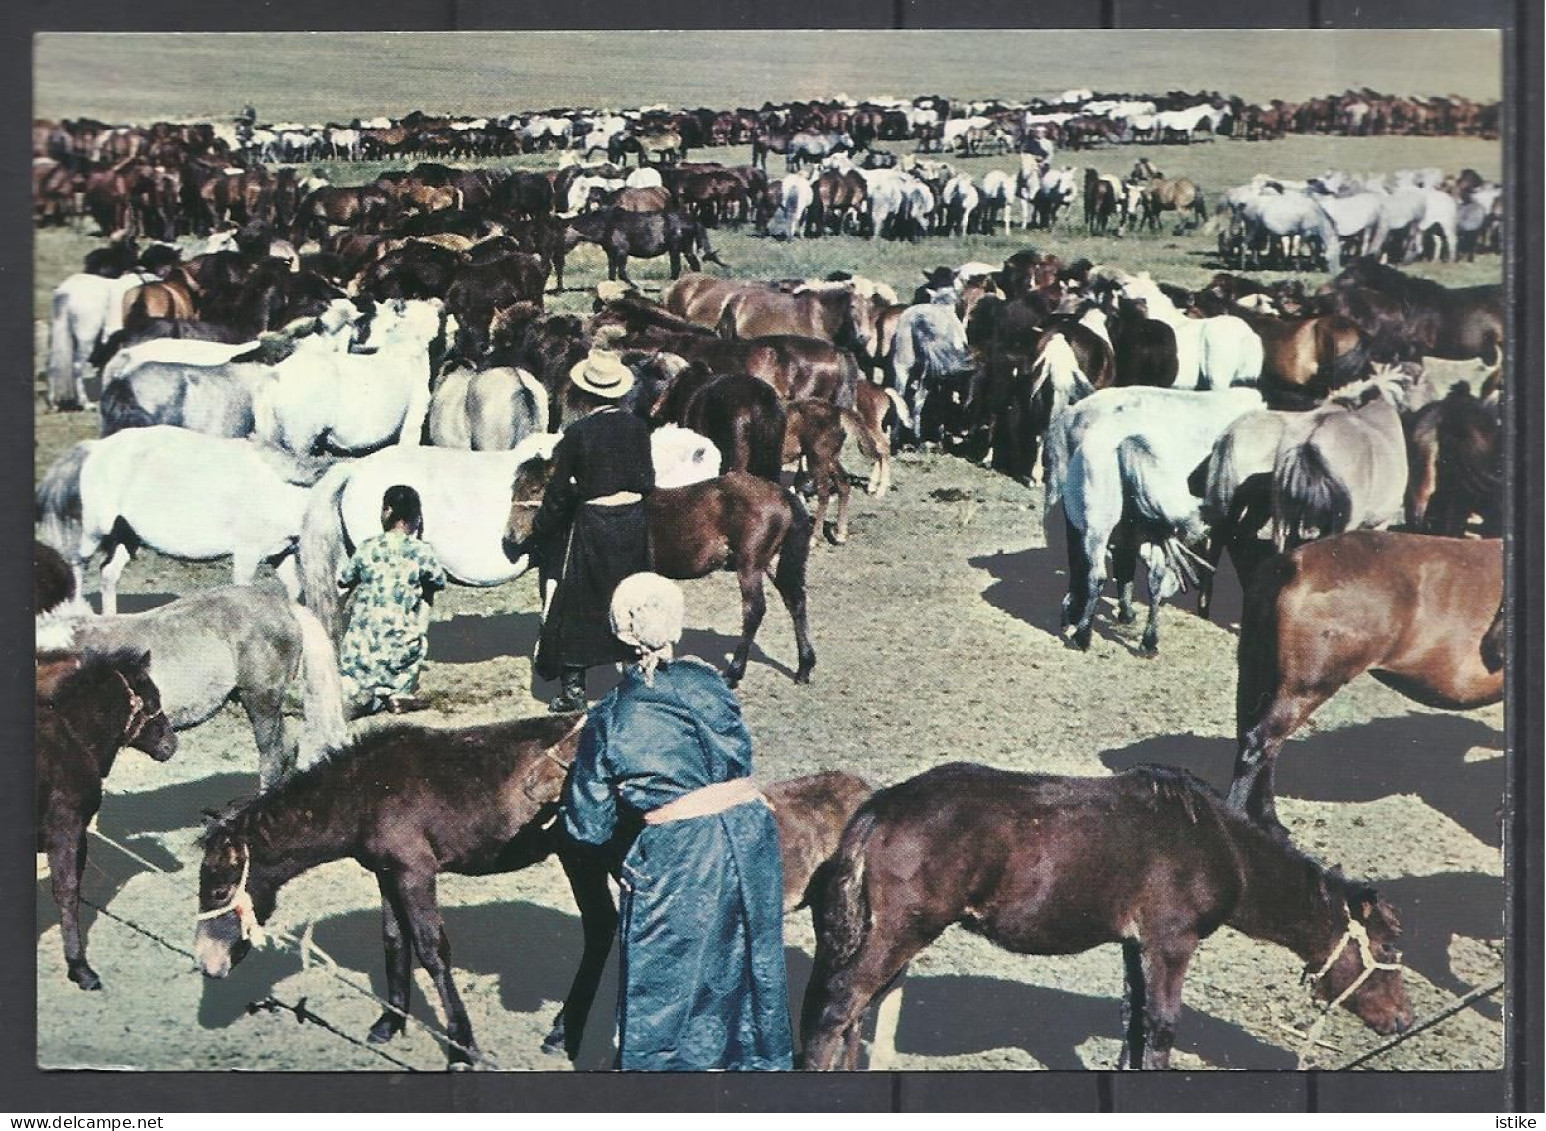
(35, 131), (1508, 1071)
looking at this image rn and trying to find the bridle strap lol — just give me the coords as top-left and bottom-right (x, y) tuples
(195, 844), (262, 944)
(1303, 914), (1404, 1012)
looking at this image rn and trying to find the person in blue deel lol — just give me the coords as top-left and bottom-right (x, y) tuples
(561, 572), (793, 1071)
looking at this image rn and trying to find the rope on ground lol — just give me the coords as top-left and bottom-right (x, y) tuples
(89, 825), (172, 874)
(78, 895), (422, 1073)
(75, 835), (502, 1070)
(248, 996), (420, 1072)
(1328, 979), (1505, 1071)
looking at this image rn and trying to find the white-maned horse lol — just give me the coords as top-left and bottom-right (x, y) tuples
(252, 298), (447, 455)
(1117, 272), (1263, 389)
(1044, 386), (1265, 655)
(34, 426), (336, 615)
(297, 426), (721, 639)
(46, 270), (159, 408)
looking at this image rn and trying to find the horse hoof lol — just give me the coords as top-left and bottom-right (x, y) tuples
(1069, 630), (1092, 652)
(447, 1060), (475, 1073)
(368, 1015), (405, 1044)
(1117, 607), (1138, 625)
(69, 965), (102, 992)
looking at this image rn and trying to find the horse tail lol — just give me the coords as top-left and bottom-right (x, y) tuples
(750, 401), (789, 482)
(1272, 440), (1351, 552)
(46, 288), (80, 409)
(807, 806), (878, 1026)
(515, 367), (549, 441)
(840, 406), (886, 463)
(1042, 411), (1075, 501)
(1318, 327), (1372, 391)
(98, 374), (156, 436)
(298, 462), (353, 640)
(89, 328), (127, 372)
(291, 602), (350, 769)
(35, 440), (94, 554)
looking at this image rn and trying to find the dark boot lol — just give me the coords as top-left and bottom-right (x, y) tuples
(548, 666), (588, 713)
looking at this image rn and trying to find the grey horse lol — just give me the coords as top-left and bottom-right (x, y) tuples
(63, 582), (349, 790)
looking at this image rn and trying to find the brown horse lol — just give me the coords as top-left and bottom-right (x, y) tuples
(505, 466), (816, 685)
(716, 284), (880, 368)
(652, 365), (788, 482)
(38, 648), (178, 991)
(782, 399), (890, 544)
(1128, 164), (1207, 232)
(1232, 532), (1503, 827)
(1323, 259), (1504, 366)
(1229, 308), (1371, 394)
(801, 762), (1413, 1070)
(194, 713), (863, 1066)
(1404, 381), (1502, 536)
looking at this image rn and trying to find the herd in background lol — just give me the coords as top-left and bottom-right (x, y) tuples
(34, 85), (1509, 1073)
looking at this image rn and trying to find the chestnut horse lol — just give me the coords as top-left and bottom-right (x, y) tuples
(505, 464), (816, 685)
(801, 762), (1412, 1070)
(38, 648), (178, 991)
(1232, 531), (1503, 827)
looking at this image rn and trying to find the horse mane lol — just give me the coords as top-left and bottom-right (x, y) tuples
(42, 645), (146, 703)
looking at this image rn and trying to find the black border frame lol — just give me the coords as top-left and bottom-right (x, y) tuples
(6, 1), (1540, 1113)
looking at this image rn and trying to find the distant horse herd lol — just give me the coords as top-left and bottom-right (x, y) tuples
(34, 84), (1508, 1072)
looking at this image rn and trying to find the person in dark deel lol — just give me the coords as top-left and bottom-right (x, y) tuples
(508, 348), (654, 712)
(562, 573), (793, 1071)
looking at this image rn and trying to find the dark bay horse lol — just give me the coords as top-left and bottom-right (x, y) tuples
(563, 209), (723, 284)
(38, 647), (177, 990)
(505, 466), (816, 685)
(194, 712), (864, 1066)
(1404, 381), (1502, 536)
(652, 364), (789, 482)
(802, 762), (1412, 1070)
(1322, 259), (1504, 366)
(1232, 531), (1503, 827)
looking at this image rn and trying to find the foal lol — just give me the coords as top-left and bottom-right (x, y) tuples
(802, 762), (1413, 1070)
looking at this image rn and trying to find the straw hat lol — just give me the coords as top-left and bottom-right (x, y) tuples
(569, 348), (635, 399)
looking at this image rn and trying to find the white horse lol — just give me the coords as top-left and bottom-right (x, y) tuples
(46, 270), (159, 408)
(252, 298), (447, 455)
(35, 427), (336, 615)
(1230, 188), (1342, 273)
(978, 170), (1014, 234)
(1015, 154), (1044, 229)
(298, 426), (721, 639)
(1117, 272), (1263, 389)
(1045, 386), (1264, 655)
(777, 172), (815, 239)
(1307, 175), (1388, 259)
(940, 174), (979, 236)
(427, 365), (548, 451)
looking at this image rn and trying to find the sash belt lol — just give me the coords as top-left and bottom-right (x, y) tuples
(587, 491), (643, 506)
(643, 777), (767, 826)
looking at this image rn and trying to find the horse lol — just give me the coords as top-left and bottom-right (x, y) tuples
(716, 284), (880, 371)
(785, 130), (854, 173)
(652, 366), (788, 483)
(1323, 259), (1505, 366)
(252, 298), (448, 456)
(887, 303), (977, 448)
(1127, 168), (1207, 233)
(1305, 182), (1388, 261)
(46, 270), (160, 409)
(1232, 532), (1503, 829)
(782, 399), (890, 545)
(1404, 381), (1502, 537)
(1116, 273), (1263, 390)
(506, 465), (817, 686)
(1271, 385), (1410, 551)
(427, 365), (548, 452)
(35, 427), (336, 616)
(801, 762), (1413, 1070)
(1227, 307), (1370, 397)
(63, 584), (348, 791)
(1230, 187), (1343, 274)
(194, 714), (863, 1065)
(298, 429), (719, 640)
(38, 647), (178, 990)
(1045, 386), (1265, 654)
(563, 209), (723, 284)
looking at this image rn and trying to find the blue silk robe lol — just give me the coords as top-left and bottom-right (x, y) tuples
(562, 657), (794, 1071)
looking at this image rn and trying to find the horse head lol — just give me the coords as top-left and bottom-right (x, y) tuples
(1307, 872), (1414, 1037)
(193, 823), (275, 978)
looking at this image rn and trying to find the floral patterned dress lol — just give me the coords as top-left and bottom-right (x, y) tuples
(336, 530), (447, 714)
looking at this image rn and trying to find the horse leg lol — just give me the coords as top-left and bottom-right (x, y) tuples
(803, 933), (927, 1071)
(48, 822), (101, 990)
(367, 880), (413, 1044)
(1195, 532), (1223, 620)
(242, 689), (295, 792)
(1111, 522), (1140, 625)
(1137, 541), (1181, 656)
(274, 553), (302, 601)
(1139, 939), (1196, 1070)
(727, 567), (766, 688)
(771, 539), (817, 684)
(544, 850), (618, 1060)
(98, 541), (132, 617)
(1119, 940), (1145, 1068)
(1229, 687), (1328, 832)
(390, 870), (478, 1068)
(830, 465), (851, 545)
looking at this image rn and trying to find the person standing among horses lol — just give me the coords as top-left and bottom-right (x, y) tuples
(562, 572), (793, 1071)
(336, 484), (446, 717)
(511, 348), (655, 712)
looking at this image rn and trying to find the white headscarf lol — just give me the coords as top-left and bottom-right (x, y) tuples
(610, 573), (685, 685)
